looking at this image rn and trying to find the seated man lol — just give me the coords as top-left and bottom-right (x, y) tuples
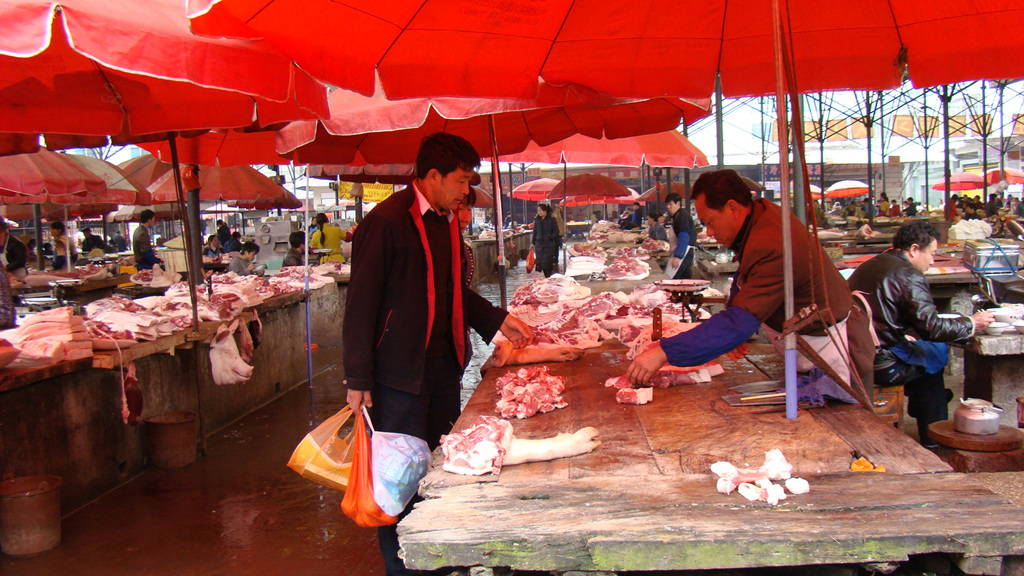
(848, 220), (993, 448)
(228, 241), (260, 276)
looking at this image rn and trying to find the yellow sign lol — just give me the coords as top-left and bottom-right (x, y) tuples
(339, 182), (396, 203)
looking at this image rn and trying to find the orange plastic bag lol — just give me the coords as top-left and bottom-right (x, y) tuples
(341, 409), (399, 527)
(526, 249), (536, 273)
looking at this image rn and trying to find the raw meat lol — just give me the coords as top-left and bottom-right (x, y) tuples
(604, 257), (650, 280)
(615, 387), (653, 405)
(483, 340), (583, 369)
(603, 375), (634, 389)
(494, 366), (567, 419)
(441, 415), (600, 475)
(441, 416), (513, 475)
(209, 319), (253, 385)
(564, 255), (608, 277)
(639, 238), (671, 253)
(510, 277), (591, 307)
(711, 449), (795, 496)
(122, 361), (143, 425)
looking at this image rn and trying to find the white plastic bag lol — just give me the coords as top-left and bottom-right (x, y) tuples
(364, 408), (432, 516)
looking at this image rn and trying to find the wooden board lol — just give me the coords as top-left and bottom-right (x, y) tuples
(402, 473), (1024, 573)
(0, 357), (93, 393)
(929, 420), (1024, 452)
(92, 332), (188, 369)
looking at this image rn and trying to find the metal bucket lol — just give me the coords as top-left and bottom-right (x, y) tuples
(145, 411), (198, 468)
(0, 475), (62, 556)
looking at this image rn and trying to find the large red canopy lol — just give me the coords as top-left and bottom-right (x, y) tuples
(189, 0), (1024, 100)
(501, 130), (709, 168)
(0, 0), (328, 144)
(276, 84), (710, 165)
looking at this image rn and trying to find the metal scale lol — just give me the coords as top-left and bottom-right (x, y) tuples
(653, 278), (727, 320)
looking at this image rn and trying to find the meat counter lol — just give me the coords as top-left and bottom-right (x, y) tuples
(399, 342), (1024, 575)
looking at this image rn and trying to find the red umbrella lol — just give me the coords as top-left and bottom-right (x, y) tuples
(149, 164), (289, 204)
(564, 190), (638, 207)
(511, 178), (561, 201)
(502, 130), (709, 168)
(138, 130), (293, 167)
(64, 154), (150, 205)
(0, 149), (103, 199)
(548, 174), (632, 202)
(826, 180), (870, 198)
(275, 84), (710, 164)
(0, 0), (328, 148)
(117, 154), (173, 193)
(986, 168), (1024, 185)
(229, 189), (303, 210)
(189, 1), (1024, 99)
(306, 162), (416, 185)
(0, 201), (118, 221)
(931, 172), (984, 191)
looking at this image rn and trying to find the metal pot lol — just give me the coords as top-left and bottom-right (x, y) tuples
(954, 398), (1003, 436)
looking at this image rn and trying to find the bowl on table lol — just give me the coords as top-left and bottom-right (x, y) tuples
(1014, 320), (1024, 335)
(984, 321), (1010, 336)
(987, 308), (1022, 323)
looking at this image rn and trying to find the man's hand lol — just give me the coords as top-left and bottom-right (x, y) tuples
(671, 256), (681, 269)
(626, 344), (668, 386)
(346, 389), (372, 414)
(726, 342), (749, 361)
(500, 315), (534, 348)
(972, 310), (995, 332)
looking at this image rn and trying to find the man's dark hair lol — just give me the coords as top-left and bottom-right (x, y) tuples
(416, 133), (480, 179)
(240, 241), (260, 255)
(50, 221), (66, 233)
(664, 192), (682, 205)
(892, 220), (939, 251)
(232, 231), (241, 239)
(81, 227), (92, 234)
(691, 169), (754, 210)
(289, 230), (304, 249)
(217, 220), (226, 226)
(537, 203), (552, 217)
(647, 211), (662, 221)
(139, 209), (155, 223)
(633, 202), (641, 208)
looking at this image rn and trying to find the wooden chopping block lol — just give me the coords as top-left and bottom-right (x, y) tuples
(928, 420), (1024, 452)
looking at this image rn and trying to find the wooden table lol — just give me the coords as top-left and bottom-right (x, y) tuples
(400, 343), (1024, 575)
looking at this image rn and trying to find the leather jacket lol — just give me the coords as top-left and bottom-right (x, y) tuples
(847, 249), (973, 366)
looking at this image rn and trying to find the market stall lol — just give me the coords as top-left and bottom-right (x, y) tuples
(400, 341), (1024, 574)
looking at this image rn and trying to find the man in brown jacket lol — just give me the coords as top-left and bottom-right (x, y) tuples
(628, 169), (873, 397)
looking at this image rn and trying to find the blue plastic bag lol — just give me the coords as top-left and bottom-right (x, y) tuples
(364, 408), (432, 516)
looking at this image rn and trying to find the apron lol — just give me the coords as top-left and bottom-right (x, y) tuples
(762, 317), (852, 386)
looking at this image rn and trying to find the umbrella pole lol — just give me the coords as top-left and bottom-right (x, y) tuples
(772, 0), (798, 419)
(942, 85), (952, 223)
(488, 117), (507, 309)
(302, 168), (316, 425)
(32, 205), (43, 271)
(168, 134), (208, 453)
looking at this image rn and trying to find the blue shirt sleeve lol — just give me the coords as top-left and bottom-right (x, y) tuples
(659, 306), (761, 367)
(673, 231), (690, 258)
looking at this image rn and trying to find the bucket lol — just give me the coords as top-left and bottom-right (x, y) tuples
(0, 475), (62, 556)
(145, 411), (198, 468)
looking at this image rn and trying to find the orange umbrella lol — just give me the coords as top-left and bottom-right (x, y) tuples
(501, 130), (708, 168)
(511, 178), (561, 201)
(986, 168), (1024, 185)
(138, 130), (292, 167)
(564, 190), (638, 207)
(826, 180), (870, 198)
(118, 154), (173, 192)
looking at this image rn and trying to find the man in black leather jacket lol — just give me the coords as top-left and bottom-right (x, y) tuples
(848, 220), (993, 447)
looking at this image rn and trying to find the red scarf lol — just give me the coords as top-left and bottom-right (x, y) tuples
(408, 201), (466, 368)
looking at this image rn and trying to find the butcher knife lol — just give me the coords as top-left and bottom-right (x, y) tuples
(728, 380), (784, 395)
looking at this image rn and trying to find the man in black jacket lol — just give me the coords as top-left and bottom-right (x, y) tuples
(343, 133), (532, 576)
(848, 220), (993, 447)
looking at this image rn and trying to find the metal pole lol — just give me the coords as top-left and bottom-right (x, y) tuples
(302, 169), (316, 425)
(865, 92), (875, 226)
(982, 82), (989, 204)
(716, 73), (725, 169)
(488, 117), (507, 309)
(32, 205), (43, 271)
(943, 85), (953, 222)
(923, 90), (930, 211)
(772, 0), (798, 419)
(878, 91), (885, 215)
(682, 123), (692, 211)
(792, 101), (807, 224)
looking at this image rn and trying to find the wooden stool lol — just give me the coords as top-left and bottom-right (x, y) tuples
(873, 384), (905, 430)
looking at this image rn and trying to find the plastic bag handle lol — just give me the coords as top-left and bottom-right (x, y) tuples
(362, 406), (375, 434)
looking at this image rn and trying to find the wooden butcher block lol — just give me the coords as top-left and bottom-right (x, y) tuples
(929, 420), (1024, 452)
